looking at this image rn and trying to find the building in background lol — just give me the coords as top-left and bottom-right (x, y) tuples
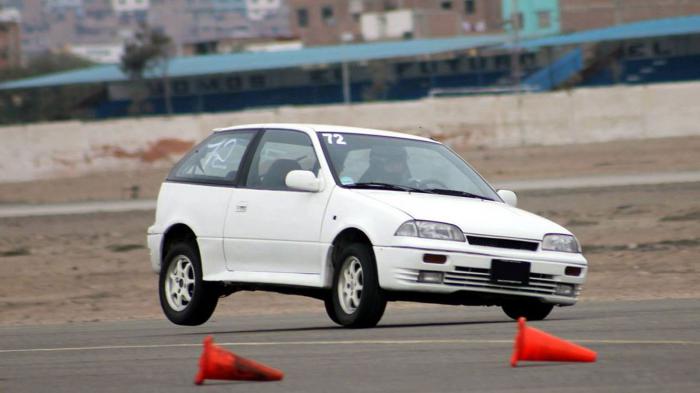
(45, 0), (83, 12)
(247, 0), (283, 21)
(502, 0), (560, 37)
(111, 0), (150, 13)
(0, 7), (21, 69)
(559, 0), (700, 33)
(0, 0), (290, 60)
(180, 36), (301, 56)
(2, 13), (700, 121)
(66, 43), (124, 64)
(289, 0), (503, 46)
(288, 0), (362, 46)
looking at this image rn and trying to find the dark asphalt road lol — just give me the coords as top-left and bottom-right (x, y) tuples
(1, 298), (699, 393)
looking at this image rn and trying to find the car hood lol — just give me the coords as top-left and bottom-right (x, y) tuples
(354, 190), (570, 240)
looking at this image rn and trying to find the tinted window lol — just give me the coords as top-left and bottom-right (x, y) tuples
(169, 131), (255, 183)
(246, 129), (319, 190)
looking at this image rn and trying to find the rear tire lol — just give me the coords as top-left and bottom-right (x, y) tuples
(159, 242), (219, 326)
(502, 300), (554, 321)
(326, 243), (387, 328)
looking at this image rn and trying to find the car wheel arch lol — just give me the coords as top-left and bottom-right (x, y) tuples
(162, 223), (199, 263)
(331, 228), (374, 268)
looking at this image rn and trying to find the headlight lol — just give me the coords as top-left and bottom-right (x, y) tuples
(395, 220), (465, 242)
(542, 234), (581, 253)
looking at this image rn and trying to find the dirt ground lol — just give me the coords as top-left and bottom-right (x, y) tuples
(1, 136), (699, 326)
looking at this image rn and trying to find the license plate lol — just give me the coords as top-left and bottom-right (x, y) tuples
(490, 259), (531, 285)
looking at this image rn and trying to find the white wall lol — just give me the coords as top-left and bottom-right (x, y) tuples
(111, 0), (150, 13)
(1, 82), (699, 183)
(246, 0), (281, 21)
(68, 44), (124, 64)
(361, 9), (414, 41)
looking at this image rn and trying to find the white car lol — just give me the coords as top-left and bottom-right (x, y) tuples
(147, 124), (587, 328)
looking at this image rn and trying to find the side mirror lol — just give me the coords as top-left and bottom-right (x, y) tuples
(286, 170), (323, 192)
(497, 189), (518, 207)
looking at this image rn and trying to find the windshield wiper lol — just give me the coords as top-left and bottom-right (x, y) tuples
(346, 182), (429, 193)
(423, 188), (494, 201)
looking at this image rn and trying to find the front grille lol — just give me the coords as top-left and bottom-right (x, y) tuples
(466, 235), (539, 251)
(446, 266), (556, 295)
(395, 267), (562, 297)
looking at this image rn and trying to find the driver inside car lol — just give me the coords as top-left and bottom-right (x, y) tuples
(358, 145), (412, 186)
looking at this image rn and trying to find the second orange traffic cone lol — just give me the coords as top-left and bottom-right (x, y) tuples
(194, 336), (284, 385)
(511, 317), (597, 367)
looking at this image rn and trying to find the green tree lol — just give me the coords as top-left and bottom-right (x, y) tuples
(120, 24), (174, 115)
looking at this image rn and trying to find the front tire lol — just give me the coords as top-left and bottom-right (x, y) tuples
(326, 243), (387, 328)
(502, 300), (554, 321)
(159, 242), (219, 326)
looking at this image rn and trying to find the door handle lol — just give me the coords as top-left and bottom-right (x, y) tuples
(234, 202), (248, 213)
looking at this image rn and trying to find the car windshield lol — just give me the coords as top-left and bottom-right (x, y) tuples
(318, 132), (499, 201)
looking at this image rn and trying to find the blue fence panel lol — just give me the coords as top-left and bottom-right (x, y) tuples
(523, 47), (584, 91)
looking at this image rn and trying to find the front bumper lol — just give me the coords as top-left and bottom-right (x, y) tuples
(374, 246), (587, 306)
(147, 233), (163, 273)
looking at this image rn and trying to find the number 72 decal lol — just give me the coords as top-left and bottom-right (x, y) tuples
(322, 133), (346, 145)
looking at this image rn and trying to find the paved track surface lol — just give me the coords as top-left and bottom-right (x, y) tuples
(1, 298), (699, 393)
(2, 171), (700, 218)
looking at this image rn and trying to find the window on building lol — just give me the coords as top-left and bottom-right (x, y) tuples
(225, 76), (242, 91)
(537, 10), (551, 29)
(297, 8), (308, 27)
(310, 70), (331, 84)
(250, 75), (266, 89)
(515, 12), (524, 30)
(464, 0), (475, 15)
(494, 55), (510, 70)
(441, 1), (452, 10)
(321, 5), (334, 25)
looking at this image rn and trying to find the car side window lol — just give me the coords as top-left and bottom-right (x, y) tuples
(245, 129), (319, 190)
(170, 131), (255, 183)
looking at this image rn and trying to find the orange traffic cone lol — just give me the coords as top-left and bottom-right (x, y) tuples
(511, 317), (597, 367)
(194, 336), (284, 384)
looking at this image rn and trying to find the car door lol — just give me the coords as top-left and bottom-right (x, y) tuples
(164, 130), (258, 273)
(223, 128), (333, 274)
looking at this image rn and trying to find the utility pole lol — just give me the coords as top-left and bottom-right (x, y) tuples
(340, 32), (354, 105)
(509, 0), (521, 89)
(614, 0), (623, 25)
(342, 61), (351, 104)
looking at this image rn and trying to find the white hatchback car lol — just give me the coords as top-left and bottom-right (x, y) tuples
(147, 124), (587, 328)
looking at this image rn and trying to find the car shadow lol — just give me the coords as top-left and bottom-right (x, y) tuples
(151, 318), (520, 337)
(145, 314), (586, 338)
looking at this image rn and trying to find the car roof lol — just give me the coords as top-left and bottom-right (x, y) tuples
(213, 123), (437, 143)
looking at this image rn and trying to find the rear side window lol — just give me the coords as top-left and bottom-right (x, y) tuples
(168, 131), (256, 183)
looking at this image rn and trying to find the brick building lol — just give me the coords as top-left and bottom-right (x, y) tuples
(0, 20), (20, 70)
(288, 0), (502, 46)
(560, 0), (700, 33)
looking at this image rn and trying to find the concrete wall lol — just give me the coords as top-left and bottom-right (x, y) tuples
(1, 81), (699, 183)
